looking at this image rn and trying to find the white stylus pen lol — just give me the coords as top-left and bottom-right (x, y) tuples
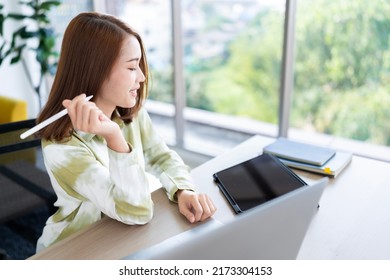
(20, 95), (93, 139)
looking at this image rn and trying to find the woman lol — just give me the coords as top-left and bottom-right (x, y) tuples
(36, 12), (216, 251)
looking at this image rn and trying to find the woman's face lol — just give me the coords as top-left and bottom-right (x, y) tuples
(95, 35), (145, 117)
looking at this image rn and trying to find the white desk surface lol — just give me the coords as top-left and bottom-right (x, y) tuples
(192, 135), (390, 259)
(30, 135), (390, 259)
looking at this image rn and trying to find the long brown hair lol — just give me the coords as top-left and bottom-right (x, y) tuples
(37, 12), (149, 141)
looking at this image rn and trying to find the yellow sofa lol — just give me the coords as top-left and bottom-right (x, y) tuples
(0, 95), (28, 124)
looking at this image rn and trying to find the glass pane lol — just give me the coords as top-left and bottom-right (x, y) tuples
(45, 0), (94, 104)
(292, 0), (390, 159)
(182, 0), (285, 129)
(49, 0), (94, 49)
(106, 0), (174, 104)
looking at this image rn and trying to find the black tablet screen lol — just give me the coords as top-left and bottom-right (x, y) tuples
(213, 153), (307, 213)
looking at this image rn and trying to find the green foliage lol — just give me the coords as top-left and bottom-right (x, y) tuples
(148, 67), (174, 103)
(185, 0), (390, 146)
(292, 0), (390, 145)
(294, 0), (390, 91)
(0, 0), (61, 108)
(186, 8), (284, 123)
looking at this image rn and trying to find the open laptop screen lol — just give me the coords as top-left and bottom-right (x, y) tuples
(213, 153), (307, 214)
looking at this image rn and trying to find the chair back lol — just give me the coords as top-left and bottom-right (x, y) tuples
(0, 119), (56, 223)
(0, 119), (38, 165)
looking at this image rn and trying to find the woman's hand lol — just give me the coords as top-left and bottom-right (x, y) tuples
(63, 94), (130, 153)
(176, 190), (217, 223)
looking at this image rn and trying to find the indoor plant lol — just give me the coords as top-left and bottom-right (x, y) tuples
(0, 0), (61, 109)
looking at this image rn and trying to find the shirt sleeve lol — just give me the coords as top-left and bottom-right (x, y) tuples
(43, 138), (154, 225)
(137, 108), (196, 201)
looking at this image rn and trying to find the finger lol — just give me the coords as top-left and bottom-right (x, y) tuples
(74, 100), (85, 130)
(190, 198), (204, 222)
(179, 204), (195, 223)
(89, 107), (101, 124)
(76, 97), (93, 131)
(194, 194), (217, 222)
(62, 99), (71, 108)
(66, 94), (84, 127)
(207, 195), (217, 214)
(77, 93), (87, 100)
(72, 93), (87, 107)
(89, 107), (104, 132)
(199, 195), (216, 221)
(65, 98), (79, 128)
(98, 110), (109, 122)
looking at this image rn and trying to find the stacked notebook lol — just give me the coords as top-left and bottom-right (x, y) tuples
(263, 138), (352, 177)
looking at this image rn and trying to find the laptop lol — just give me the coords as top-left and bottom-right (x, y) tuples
(123, 177), (328, 260)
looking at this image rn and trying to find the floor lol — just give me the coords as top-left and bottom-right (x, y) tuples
(172, 146), (212, 169)
(0, 206), (50, 260)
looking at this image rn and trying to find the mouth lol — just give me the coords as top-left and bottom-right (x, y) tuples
(129, 88), (139, 97)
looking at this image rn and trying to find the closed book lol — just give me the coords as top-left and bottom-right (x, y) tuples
(263, 137), (336, 166)
(279, 151), (352, 177)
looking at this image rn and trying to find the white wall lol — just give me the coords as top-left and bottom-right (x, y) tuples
(0, 0), (42, 118)
(0, 59), (40, 118)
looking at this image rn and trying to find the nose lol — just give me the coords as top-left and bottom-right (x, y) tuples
(137, 67), (146, 83)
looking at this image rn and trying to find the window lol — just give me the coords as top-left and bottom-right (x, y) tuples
(181, 1), (286, 154)
(49, 0), (94, 48)
(47, 0), (390, 161)
(105, 0), (174, 104)
(104, 0), (177, 143)
(183, 1), (285, 123)
(291, 0), (390, 160)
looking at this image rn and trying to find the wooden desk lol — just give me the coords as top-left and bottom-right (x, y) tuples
(30, 135), (390, 259)
(29, 187), (200, 260)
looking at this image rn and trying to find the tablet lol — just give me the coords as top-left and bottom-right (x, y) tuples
(213, 153), (307, 214)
